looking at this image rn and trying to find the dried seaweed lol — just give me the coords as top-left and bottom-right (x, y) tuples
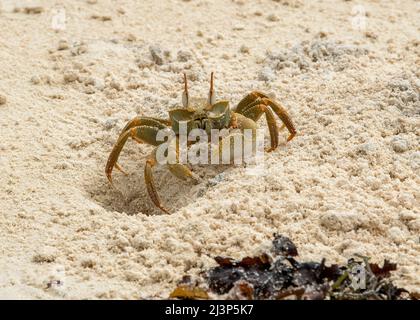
(169, 234), (413, 300)
(271, 234), (298, 257)
(369, 259), (397, 278)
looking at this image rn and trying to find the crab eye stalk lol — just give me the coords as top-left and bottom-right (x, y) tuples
(207, 72), (216, 106)
(182, 72), (189, 108)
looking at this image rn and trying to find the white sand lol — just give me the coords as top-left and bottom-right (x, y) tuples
(0, 0), (418, 299)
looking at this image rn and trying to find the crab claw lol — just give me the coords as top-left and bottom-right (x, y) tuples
(115, 163), (128, 175)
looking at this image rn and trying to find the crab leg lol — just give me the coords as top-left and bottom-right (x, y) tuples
(144, 153), (170, 214)
(235, 91), (262, 115)
(114, 163), (128, 175)
(242, 104), (279, 152)
(109, 117), (170, 174)
(118, 116), (171, 139)
(260, 97), (296, 142)
(105, 120), (167, 184)
(236, 91), (296, 142)
(144, 139), (198, 214)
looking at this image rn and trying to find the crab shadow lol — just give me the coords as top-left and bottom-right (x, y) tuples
(86, 159), (228, 216)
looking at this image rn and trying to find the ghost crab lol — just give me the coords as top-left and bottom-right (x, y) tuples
(105, 73), (296, 213)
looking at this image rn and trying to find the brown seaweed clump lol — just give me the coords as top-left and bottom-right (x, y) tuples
(170, 234), (414, 300)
